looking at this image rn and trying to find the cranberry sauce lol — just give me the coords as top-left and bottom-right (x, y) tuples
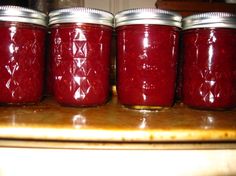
(182, 12), (236, 110)
(50, 23), (112, 106)
(117, 24), (180, 108)
(115, 9), (182, 109)
(49, 8), (113, 107)
(182, 28), (236, 109)
(0, 21), (46, 104)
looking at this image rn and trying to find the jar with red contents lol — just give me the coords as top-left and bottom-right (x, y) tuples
(49, 8), (113, 106)
(115, 9), (182, 110)
(182, 12), (236, 110)
(0, 6), (47, 105)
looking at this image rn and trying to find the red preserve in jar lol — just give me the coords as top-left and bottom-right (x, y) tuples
(49, 8), (113, 106)
(115, 9), (182, 110)
(0, 6), (46, 105)
(182, 12), (236, 110)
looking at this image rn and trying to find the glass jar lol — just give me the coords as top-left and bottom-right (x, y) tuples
(182, 12), (236, 110)
(49, 7), (113, 106)
(0, 6), (47, 105)
(115, 8), (182, 110)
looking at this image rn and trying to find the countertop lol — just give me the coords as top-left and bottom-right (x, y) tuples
(1, 97), (236, 175)
(0, 96), (236, 144)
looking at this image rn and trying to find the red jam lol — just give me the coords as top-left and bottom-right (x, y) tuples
(182, 28), (236, 109)
(0, 21), (46, 104)
(50, 23), (112, 106)
(116, 24), (180, 108)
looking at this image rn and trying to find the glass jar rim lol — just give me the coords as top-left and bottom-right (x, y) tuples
(0, 5), (47, 27)
(115, 8), (182, 28)
(182, 12), (236, 30)
(49, 7), (114, 27)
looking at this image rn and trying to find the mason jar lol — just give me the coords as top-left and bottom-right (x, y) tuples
(49, 7), (113, 106)
(0, 6), (47, 105)
(115, 8), (182, 110)
(182, 12), (236, 110)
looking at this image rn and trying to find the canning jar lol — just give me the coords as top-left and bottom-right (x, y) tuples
(49, 7), (113, 106)
(0, 6), (47, 105)
(115, 8), (182, 110)
(182, 12), (236, 110)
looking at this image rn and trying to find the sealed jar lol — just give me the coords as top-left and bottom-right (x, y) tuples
(49, 7), (113, 106)
(115, 8), (182, 110)
(0, 6), (47, 105)
(182, 12), (236, 110)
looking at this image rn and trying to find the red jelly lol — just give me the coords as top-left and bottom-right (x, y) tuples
(182, 12), (236, 109)
(115, 9), (181, 109)
(49, 8), (113, 106)
(0, 6), (46, 105)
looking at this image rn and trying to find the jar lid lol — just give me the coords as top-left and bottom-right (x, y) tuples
(0, 6), (47, 27)
(115, 8), (182, 28)
(49, 7), (114, 27)
(182, 12), (236, 30)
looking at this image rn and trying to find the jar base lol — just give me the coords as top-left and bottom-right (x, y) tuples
(57, 99), (109, 108)
(123, 105), (165, 111)
(186, 105), (236, 111)
(0, 102), (40, 106)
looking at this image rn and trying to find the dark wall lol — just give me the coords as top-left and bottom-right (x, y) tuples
(0, 0), (28, 7)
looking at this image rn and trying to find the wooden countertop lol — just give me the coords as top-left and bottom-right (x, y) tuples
(0, 97), (236, 142)
(1, 97), (236, 176)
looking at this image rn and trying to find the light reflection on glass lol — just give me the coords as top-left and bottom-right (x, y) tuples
(143, 31), (149, 48)
(207, 30), (217, 71)
(10, 26), (16, 40)
(142, 94), (147, 102)
(143, 37), (149, 48)
(139, 31), (149, 60)
(194, 33), (199, 59)
(208, 45), (214, 70)
(73, 76), (91, 100)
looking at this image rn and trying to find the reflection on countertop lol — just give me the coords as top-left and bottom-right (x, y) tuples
(0, 97), (236, 142)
